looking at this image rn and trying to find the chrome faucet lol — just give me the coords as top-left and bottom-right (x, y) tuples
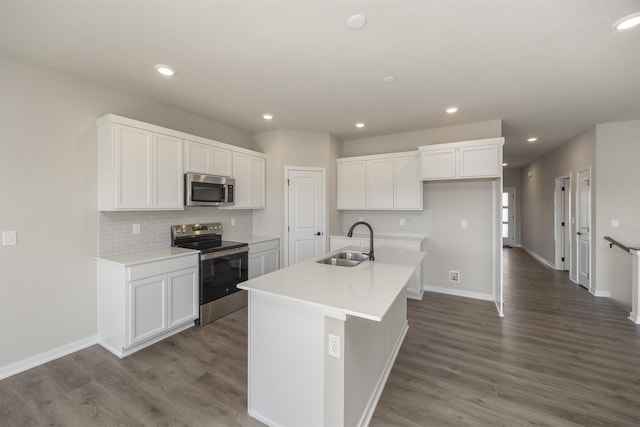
(347, 221), (375, 261)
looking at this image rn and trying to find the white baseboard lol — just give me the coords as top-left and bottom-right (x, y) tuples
(423, 285), (493, 302)
(520, 246), (555, 269)
(589, 289), (611, 298)
(0, 335), (98, 380)
(628, 312), (640, 324)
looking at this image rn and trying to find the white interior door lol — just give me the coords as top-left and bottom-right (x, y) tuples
(577, 169), (591, 289)
(287, 168), (325, 266)
(502, 188), (515, 247)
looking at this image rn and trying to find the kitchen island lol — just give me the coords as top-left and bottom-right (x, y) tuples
(238, 247), (425, 427)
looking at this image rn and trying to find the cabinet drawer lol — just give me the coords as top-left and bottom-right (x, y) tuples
(128, 255), (199, 281)
(249, 239), (280, 254)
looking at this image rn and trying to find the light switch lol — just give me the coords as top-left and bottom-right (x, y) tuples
(611, 219), (619, 228)
(461, 220), (468, 228)
(2, 231), (17, 246)
(400, 218), (405, 226)
(132, 224), (140, 234)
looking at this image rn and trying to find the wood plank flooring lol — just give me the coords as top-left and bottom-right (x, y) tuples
(2, 247), (639, 426)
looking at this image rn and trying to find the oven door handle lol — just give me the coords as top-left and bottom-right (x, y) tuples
(201, 246), (249, 261)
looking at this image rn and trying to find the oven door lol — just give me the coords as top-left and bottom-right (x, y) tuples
(200, 247), (248, 304)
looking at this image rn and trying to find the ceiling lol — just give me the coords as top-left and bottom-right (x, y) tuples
(1, 0), (639, 168)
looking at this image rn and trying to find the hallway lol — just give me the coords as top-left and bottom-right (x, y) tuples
(371, 247), (640, 426)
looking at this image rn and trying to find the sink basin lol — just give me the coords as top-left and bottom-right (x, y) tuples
(316, 251), (369, 267)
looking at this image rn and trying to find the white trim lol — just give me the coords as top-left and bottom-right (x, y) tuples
(589, 289), (611, 298)
(554, 174), (572, 271)
(423, 285), (494, 302)
(520, 245), (556, 269)
(628, 313), (640, 324)
(283, 166), (327, 268)
(576, 166), (592, 291)
(357, 322), (408, 427)
(0, 335), (98, 380)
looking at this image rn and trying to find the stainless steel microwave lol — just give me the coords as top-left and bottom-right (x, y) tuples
(185, 173), (235, 207)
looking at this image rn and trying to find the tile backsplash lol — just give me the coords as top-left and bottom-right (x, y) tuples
(99, 207), (253, 256)
(341, 210), (432, 237)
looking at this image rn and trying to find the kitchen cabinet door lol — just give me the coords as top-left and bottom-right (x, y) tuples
(420, 148), (456, 180)
(337, 160), (367, 209)
(394, 154), (422, 209)
(115, 124), (153, 209)
(128, 274), (167, 346)
(231, 152), (266, 209)
(367, 158), (394, 209)
(249, 239), (280, 279)
(153, 133), (184, 209)
(167, 268), (198, 328)
(459, 143), (501, 178)
(184, 140), (232, 177)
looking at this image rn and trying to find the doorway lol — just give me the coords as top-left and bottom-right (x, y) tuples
(554, 176), (571, 272)
(576, 168), (591, 290)
(284, 167), (326, 267)
(502, 187), (516, 247)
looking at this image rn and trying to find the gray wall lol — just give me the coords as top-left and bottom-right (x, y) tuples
(342, 121), (503, 298)
(503, 168), (523, 246)
(0, 54), (254, 369)
(253, 129), (343, 264)
(343, 120), (502, 157)
(520, 127), (596, 278)
(595, 120), (640, 310)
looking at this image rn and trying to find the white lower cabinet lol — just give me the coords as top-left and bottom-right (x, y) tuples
(248, 239), (280, 279)
(97, 250), (199, 357)
(329, 235), (425, 300)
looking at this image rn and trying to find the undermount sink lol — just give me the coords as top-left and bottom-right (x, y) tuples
(316, 251), (369, 267)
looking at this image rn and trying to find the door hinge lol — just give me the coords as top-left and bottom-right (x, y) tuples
(561, 222), (565, 227)
(287, 179), (290, 186)
(287, 226), (290, 232)
(561, 186), (565, 191)
(561, 257), (565, 262)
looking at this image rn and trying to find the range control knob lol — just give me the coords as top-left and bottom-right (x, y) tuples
(208, 226), (213, 230)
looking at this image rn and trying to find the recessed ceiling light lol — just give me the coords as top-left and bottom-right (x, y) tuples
(347, 14), (367, 30)
(263, 113), (273, 120)
(355, 122), (365, 128)
(613, 12), (640, 31)
(154, 64), (175, 76)
(446, 106), (458, 114)
(527, 137), (538, 142)
(382, 75), (397, 84)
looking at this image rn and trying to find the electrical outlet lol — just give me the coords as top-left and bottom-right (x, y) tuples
(400, 218), (405, 226)
(231, 218), (236, 226)
(358, 216), (364, 222)
(328, 334), (341, 359)
(611, 219), (619, 228)
(2, 231), (16, 246)
(461, 220), (468, 228)
(449, 271), (460, 282)
(132, 224), (140, 234)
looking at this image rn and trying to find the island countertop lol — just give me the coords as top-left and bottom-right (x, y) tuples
(238, 246), (425, 321)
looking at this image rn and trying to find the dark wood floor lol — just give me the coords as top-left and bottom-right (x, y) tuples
(1, 247), (639, 426)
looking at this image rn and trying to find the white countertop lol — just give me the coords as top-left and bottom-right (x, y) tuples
(95, 247), (199, 266)
(238, 246), (425, 322)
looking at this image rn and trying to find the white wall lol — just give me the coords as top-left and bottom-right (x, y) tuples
(520, 127), (596, 275)
(595, 120), (640, 310)
(253, 129), (343, 263)
(0, 54), (253, 371)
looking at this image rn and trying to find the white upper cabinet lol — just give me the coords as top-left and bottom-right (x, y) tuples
(97, 114), (267, 211)
(184, 139), (232, 177)
(98, 121), (183, 211)
(419, 137), (504, 181)
(337, 152), (422, 211)
(337, 160), (367, 209)
(230, 152), (266, 209)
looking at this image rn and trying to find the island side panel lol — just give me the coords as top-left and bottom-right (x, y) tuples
(247, 291), (325, 427)
(345, 291), (408, 427)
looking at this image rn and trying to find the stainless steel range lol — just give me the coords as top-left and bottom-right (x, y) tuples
(171, 223), (248, 326)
